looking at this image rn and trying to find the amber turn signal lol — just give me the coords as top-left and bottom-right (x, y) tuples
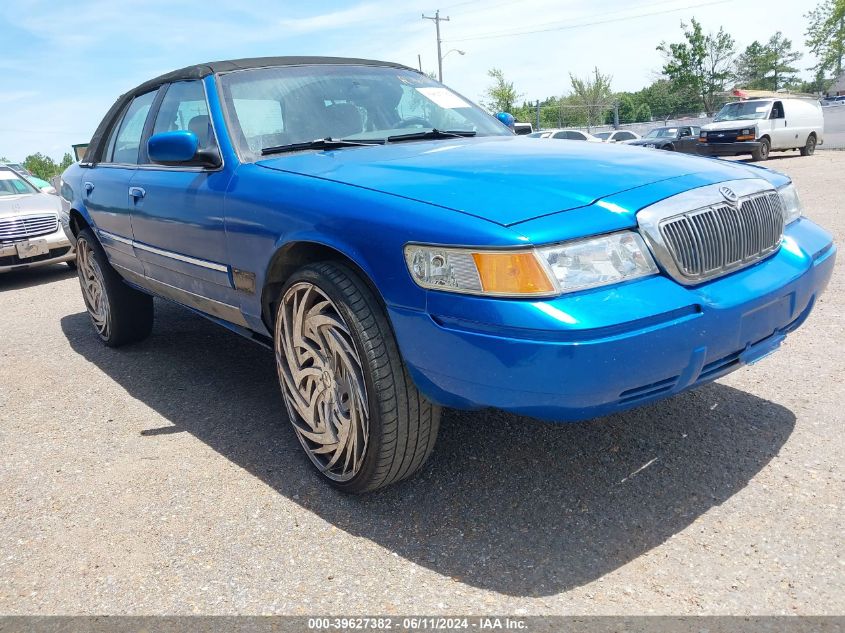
(471, 252), (555, 295)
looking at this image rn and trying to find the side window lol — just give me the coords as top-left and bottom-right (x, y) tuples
(679, 127), (692, 137)
(109, 91), (157, 164)
(771, 101), (784, 119)
(151, 81), (215, 152)
(553, 131), (569, 139)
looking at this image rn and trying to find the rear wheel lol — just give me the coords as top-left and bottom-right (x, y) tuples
(274, 262), (440, 493)
(751, 137), (770, 161)
(76, 229), (154, 347)
(800, 134), (816, 156)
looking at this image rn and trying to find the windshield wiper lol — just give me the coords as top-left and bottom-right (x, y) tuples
(261, 137), (385, 156)
(387, 129), (477, 142)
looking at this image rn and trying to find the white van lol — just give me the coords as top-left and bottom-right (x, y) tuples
(698, 97), (824, 161)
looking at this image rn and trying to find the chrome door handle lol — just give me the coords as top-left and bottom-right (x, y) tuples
(129, 186), (146, 199)
(84, 181), (94, 194)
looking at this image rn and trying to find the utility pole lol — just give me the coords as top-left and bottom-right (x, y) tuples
(422, 10), (450, 82)
(535, 100), (540, 131)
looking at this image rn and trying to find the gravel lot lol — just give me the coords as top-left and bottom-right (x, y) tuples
(1, 153), (842, 616)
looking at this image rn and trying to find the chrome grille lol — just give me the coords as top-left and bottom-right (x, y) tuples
(658, 191), (784, 281)
(0, 214), (59, 243)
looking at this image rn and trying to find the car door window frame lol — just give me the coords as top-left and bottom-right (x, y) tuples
(97, 89), (160, 167)
(139, 80), (225, 173)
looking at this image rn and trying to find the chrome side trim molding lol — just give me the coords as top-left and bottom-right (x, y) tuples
(113, 263), (248, 327)
(98, 229), (133, 246)
(97, 229), (228, 273)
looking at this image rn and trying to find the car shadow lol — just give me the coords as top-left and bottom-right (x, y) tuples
(0, 263), (75, 292)
(60, 300), (796, 597)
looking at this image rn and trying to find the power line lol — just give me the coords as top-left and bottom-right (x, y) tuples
(445, 0), (738, 43)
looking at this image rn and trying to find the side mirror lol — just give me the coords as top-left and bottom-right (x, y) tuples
(148, 130), (198, 163)
(147, 130), (220, 167)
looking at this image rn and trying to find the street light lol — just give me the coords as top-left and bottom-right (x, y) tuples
(443, 49), (466, 60)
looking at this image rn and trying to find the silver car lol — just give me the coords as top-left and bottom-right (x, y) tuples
(0, 167), (75, 273)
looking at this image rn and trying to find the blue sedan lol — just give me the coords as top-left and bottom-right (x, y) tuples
(60, 57), (836, 492)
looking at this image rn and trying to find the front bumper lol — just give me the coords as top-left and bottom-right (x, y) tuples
(0, 225), (74, 273)
(697, 141), (761, 157)
(390, 218), (835, 422)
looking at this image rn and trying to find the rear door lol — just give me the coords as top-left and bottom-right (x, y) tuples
(83, 89), (158, 275)
(128, 79), (242, 324)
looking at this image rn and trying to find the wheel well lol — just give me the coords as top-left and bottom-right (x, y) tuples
(261, 241), (385, 330)
(807, 132), (817, 141)
(760, 134), (771, 144)
(68, 209), (91, 237)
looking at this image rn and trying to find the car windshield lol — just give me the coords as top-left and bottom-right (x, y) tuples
(593, 132), (612, 140)
(645, 128), (677, 138)
(714, 101), (771, 122)
(0, 170), (39, 196)
(218, 65), (509, 160)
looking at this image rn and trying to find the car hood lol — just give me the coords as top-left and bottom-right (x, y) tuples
(0, 192), (60, 219)
(256, 136), (768, 226)
(702, 120), (761, 131)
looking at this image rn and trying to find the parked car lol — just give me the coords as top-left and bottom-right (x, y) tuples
(821, 96), (845, 106)
(624, 126), (701, 152)
(60, 56), (836, 492)
(593, 130), (641, 143)
(529, 129), (602, 142)
(1, 162), (33, 178)
(698, 98), (824, 161)
(1, 166), (75, 273)
(513, 122), (533, 135)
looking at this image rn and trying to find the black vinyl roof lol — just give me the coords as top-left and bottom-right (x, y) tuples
(86, 56), (416, 164)
(134, 56), (415, 95)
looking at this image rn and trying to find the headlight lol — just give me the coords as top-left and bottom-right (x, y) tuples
(404, 231), (658, 297)
(778, 183), (802, 225)
(536, 232), (658, 292)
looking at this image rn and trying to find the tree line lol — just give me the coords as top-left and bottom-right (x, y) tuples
(483, 0), (844, 128)
(0, 152), (75, 181)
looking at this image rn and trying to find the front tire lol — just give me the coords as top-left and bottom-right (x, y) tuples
(76, 229), (154, 347)
(800, 134), (816, 156)
(274, 262), (440, 493)
(751, 137), (770, 161)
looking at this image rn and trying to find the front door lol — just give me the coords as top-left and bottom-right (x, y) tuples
(128, 79), (242, 325)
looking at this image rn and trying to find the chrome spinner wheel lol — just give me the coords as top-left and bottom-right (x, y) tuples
(275, 281), (370, 482)
(77, 236), (110, 340)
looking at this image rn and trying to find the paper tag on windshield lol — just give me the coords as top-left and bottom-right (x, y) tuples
(416, 87), (470, 109)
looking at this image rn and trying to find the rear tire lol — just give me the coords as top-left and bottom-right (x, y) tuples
(751, 137), (770, 161)
(76, 229), (154, 347)
(274, 261), (440, 493)
(800, 134), (816, 156)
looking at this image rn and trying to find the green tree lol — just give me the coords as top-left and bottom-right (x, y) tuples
(634, 103), (653, 122)
(797, 68), (834, 94)
(60, 152), (74, 171)
(766, 32), (803, 90)
(616, 93), (637, 124)
(805, 0), (845, 76)
(658, 18), (736, 115)
(568, 67), (614, 130)
(23, 153), (58, 180)
(735, 40), (773, 89)
(736, 33), (802, 90)
(482, 68), (521, 113)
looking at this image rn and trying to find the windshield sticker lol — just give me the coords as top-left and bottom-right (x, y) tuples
(416, 87), (470, 109)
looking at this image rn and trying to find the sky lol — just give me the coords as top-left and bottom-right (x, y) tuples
(0, 0), (820, 161)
